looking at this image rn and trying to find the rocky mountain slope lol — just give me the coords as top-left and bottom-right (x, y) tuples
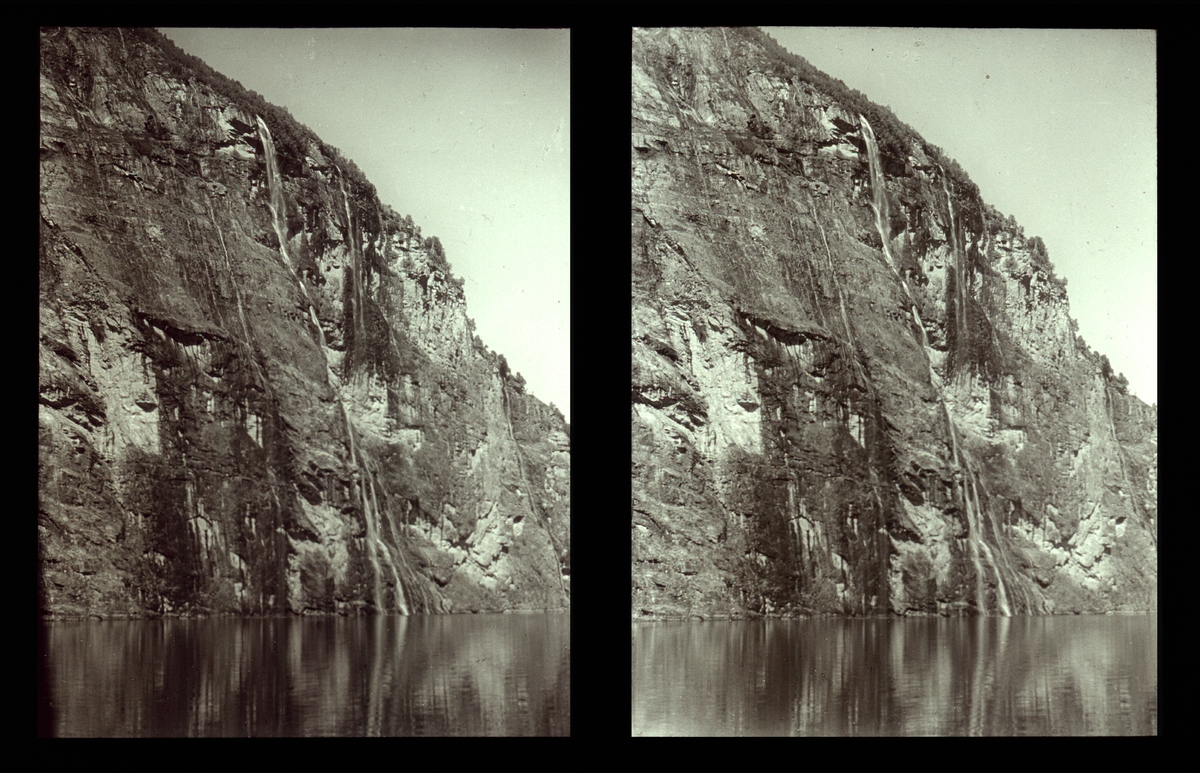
(39, 27), (569, 618)
(632, 27), (1155, 618)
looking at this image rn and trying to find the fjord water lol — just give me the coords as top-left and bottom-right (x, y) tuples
(44, 613), (568, 737)
(632, 615), (1155, 736)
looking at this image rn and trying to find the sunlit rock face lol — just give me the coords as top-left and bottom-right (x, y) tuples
(39, 28), (569, 617)
(631, 27), (1155, 619)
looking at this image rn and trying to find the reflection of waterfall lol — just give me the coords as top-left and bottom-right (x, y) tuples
(48, 615), (570, 736)
(968, 617), (989, 734)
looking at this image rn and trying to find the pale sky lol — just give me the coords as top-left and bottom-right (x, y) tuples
(765, 28), (1156, 405)
(161, 28), (571, 422)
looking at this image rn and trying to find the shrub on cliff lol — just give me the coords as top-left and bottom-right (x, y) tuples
(424, 236), (447, 269)
(139, 29), (379, 198)
(1025, 235), (1067, 289)
(136, 29), (468, 293)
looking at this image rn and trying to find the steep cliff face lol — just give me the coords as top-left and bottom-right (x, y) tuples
(39, 27), (569, 617)
(631, 28), (1155, 619)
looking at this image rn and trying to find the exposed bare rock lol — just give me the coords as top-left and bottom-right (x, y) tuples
(631, 28), (1154, 619)
(39, 28), (568, 618)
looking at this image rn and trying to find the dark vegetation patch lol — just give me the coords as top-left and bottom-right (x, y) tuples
(126, 28), (459, 281)
(741, 27), (1069, 296)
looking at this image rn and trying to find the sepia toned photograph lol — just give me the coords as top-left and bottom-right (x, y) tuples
(39, 27), (569, 737)
(631, 27), (1155, 736)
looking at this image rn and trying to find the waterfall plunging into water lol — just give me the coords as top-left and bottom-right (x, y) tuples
(945, 406), (1012, 616)
(860, 114), (1013, 615)
(935, 166), (1013, 614)
(340, 403), (410, 615)
(944, 411), (985, 612)
(254, 118), (412, 613)
(323, 179), (411, 614)
(969, 477), (1011, 616)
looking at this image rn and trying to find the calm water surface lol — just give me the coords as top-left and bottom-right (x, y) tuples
(44, 612), (569, 736)
(632, 615), (1155, 736)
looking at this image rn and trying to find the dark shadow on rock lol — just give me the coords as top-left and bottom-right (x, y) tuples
(38, 535), (56, 737)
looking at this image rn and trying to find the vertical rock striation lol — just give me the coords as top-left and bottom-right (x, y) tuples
(631, 27), (1155, 619)
(39, 27), (569, 617)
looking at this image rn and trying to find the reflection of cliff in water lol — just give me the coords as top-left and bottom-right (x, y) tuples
(46, 614), (569, 737)
(632, 615), (1155, 736)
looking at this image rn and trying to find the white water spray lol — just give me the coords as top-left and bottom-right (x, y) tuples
(946, 411), (986, 613)
(912, 307), (930, 350)
(970, 477), (1011, 616)
(368, 471), (409, 615)
(945, 406), (1011, 615)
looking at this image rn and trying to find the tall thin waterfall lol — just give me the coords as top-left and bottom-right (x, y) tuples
(338, 172), (365, 344)
(860, 115), (931, 352)
(935, 164), (1013, 613)
(861, 115), (1013, 615)
(970, 478), (1012, 616)
(255, 116), (410, 614)
(859, 115), (895, 269)
(256, 116), (330, 354)
(341, 403), (410, 615)
(256, 116), (291, 267)
(944, 408), (1010, 615)
(939, 166), (966, 345)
